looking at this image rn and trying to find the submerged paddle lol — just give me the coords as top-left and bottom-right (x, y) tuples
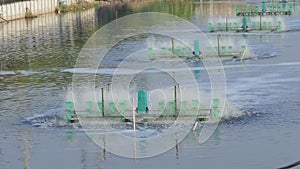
(278, 160), (300, 169)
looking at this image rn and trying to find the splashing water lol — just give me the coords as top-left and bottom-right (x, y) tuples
(221, 101), (247, 120)
(21, 108), (68, 128)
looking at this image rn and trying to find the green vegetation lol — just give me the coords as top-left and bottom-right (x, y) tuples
(132, 0), (195, 20)
(56, 1), (101, 13)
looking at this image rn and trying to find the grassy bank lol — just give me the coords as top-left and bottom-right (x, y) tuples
(55, 0), (101, 13)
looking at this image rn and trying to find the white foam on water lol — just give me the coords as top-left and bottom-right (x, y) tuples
(16, 70), (41, 76)
(0, 70), (41, 76)
(61, 61), (300, 75)
(0, 71), (16, 75)
(21, 108), (67, 128)
(221, 101), (246, 120)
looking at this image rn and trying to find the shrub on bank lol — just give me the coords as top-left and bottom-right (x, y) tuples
(55, 0), (101, 13)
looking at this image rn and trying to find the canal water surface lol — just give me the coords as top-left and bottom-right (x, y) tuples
(1, 0), (300, 169)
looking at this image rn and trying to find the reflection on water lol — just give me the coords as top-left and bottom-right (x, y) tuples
(22, 131), (31, 169)
(0, 0), (300, 168)
(0, 10), (96, 70)
(0, 1), (200, 168)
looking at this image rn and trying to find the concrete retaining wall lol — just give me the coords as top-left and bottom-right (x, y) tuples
(0, 0), (94, 21)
